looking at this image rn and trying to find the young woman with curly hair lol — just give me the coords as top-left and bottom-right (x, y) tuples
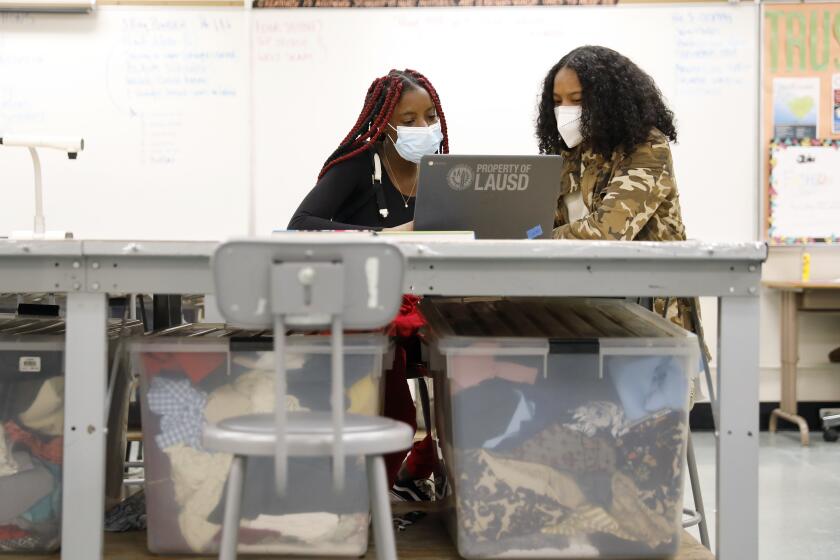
(536, 45), (706, 351)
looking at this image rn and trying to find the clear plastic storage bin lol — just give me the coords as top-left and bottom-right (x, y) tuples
(423, 298), (699, 559)
(0, 316), (139, 554)
(129, 325), (388, 556)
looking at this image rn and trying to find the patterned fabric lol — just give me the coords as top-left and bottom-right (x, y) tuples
(567, 401), (624, 438)
(543, 472), (675, 549)
(617, 409), (686, 520)
(453, 404), (687, 556)
(105, 490), (147, 532)
(146, 377), (207, 450)
(507, 423), (617, 474)
(456, 449), (583, 543)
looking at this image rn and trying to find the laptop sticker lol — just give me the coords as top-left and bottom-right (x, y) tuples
(527, 224), (543, 239)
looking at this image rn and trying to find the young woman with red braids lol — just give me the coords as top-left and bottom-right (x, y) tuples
(288, 68), (448, 232)
(288, 69), (447, 501)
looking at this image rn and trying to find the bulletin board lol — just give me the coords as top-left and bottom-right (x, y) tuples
(763, 3), (840, 243)
(769, 139), (840, 244)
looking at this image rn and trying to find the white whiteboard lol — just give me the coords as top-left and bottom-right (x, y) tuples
(0, 8), (250, 241)
(2, 5), (759, 242)
(253, 5), (759, 242)
(769, 144), (840, 242)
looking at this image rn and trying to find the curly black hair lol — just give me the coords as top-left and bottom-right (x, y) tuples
(536, 46), (677, 158)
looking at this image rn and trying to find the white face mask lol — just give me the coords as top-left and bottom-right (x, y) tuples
(388, 121), (443, 164)
(554, 105), (583, 149)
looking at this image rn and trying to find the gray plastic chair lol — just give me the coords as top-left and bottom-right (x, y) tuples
(205, 237), (414, 560)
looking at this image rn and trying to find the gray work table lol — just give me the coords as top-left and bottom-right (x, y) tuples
(0, 238), (767, 560)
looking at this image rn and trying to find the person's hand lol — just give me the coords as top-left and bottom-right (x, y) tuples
(382, 221), (414, 232)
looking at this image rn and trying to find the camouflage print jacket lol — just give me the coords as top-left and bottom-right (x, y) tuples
(552, 129), (707, 357)
(552, 128), (685, 242)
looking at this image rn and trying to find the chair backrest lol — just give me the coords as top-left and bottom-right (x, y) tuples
(212, 236), (405, 494)
(213, 236), (405, 329)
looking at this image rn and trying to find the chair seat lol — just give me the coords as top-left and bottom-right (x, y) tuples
(203, 411), (414, 457)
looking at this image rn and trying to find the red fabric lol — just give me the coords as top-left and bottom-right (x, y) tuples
(3, 421), (62, 465)
(140, 352), (225, 384)
(0, 525), (28, 541)
(387, 296), (425, 338)
(402, 434), (438, 480)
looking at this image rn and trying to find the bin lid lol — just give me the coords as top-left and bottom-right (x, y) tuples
(0, 317), (142, 339)
(129, 323), (388, 353)
(421, 298), (695, 352)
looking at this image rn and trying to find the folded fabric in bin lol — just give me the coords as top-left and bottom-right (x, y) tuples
(567, 401), (625, 439)
(0, 525), (28, 540)
(141, 353), (226, 384)
(454, 404), (687, 557)
(165, 443), (233, 551)
(287, 355), (378, 411)
(456, 449), (585, 545)
(451, 379), (526, 448)
(0, 425), (22, 477)
(3, 422), (62, 464)
(0, 378), (53, 426)
(147, 378), (208, 450)
(505, 422), (618, 475)
(616, 409), (685, 516)
(212, 512), (367, 545)
(542, 471), (675, 548)
(0, 516), (60, 552)
(226, 356), (378, 416)
(205, 372), (309, 424)
(457, 448), (679, 555)
(18, 377), (64, 437)
(0, 533), (42, 552)
(606, 356), (688, 423)
(0, 452), (53, 524)
(208, 456), (368, 522)
(483, 390), (536, 449)
(20, 459), (61, 525)
(449, 351), (540, 393)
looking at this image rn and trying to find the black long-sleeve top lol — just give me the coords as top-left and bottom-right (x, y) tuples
(288, 151), (415, 231)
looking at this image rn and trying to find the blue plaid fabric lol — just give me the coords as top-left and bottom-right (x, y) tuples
(146, 377), (207, 450)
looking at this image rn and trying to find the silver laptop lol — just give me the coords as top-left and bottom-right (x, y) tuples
(414, 155), (563, 239)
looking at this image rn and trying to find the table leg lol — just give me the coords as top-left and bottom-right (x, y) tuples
(769, 291), (808, 445)
(716, 296), (759, 560)
(62, 292), (108, 560)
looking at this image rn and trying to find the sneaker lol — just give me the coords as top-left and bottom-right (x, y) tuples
(390, 478), (433, 502)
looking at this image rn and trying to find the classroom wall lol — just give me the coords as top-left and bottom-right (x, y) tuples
(694, 247), (840, 405)
(0, 4), (837, 404)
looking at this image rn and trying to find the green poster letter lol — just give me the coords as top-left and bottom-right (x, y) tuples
(786, 12), (807, 71)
